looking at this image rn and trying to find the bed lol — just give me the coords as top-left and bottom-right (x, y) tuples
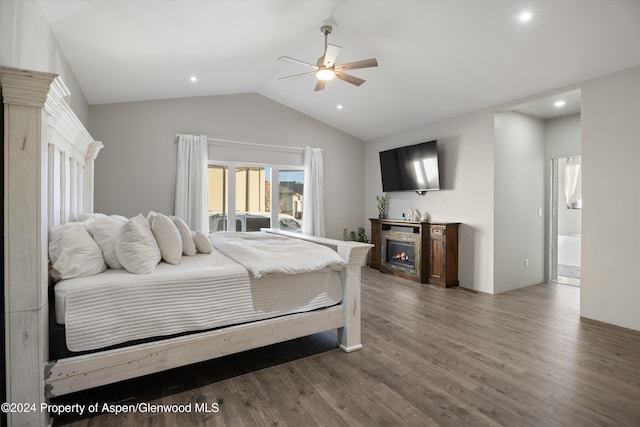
(1, 66), (371, 426)
(52, 246), (343, 353)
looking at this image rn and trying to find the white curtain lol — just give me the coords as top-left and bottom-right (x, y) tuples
(564, 156), (582, 209)
(174, 134), (209, 233)
(303, 147), (325, 237)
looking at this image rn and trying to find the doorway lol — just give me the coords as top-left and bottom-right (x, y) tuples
(550, 156), (582, 286)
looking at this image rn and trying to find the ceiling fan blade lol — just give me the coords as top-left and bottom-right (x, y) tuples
(278, 56), (319, 70)
(323, 44), (342, 67)
(335, 58), (378, 71)
(314, 80), (326, 92)
(335, 72), (366, 86)
(279, 71), (316, 81)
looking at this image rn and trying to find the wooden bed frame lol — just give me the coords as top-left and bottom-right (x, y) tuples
(2, 66), (371, 426)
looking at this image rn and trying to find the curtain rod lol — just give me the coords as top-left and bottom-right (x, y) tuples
(175, 134), (312, 154)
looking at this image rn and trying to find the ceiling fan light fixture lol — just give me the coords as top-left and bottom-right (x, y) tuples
(519, 11), (533, 22)
(316, 68), (336, 81)
(278, 23), (378, 91)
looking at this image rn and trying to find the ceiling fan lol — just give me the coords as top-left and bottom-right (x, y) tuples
(278, 25), (378, 91)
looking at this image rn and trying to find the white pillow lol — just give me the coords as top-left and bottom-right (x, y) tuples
(147, 210), (158, 225)
(86, 217), (124, 269)
(115, 214), (161, 274)
(76, 213), (128, 224)
(109, 214), (129, 223)
(75, 212), (109, 222)
(170, 215), (197, 256)
(49, 223), (75, 264)
(50, 223), (107, 281)
(192, 231), (213, 254)
(151, 213), (182, 265)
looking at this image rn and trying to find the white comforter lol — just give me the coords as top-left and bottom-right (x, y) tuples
(55, 249), (343, 351)
(209, 232), (346, 278)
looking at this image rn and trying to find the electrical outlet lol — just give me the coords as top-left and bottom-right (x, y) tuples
(524, 258), (529, 268)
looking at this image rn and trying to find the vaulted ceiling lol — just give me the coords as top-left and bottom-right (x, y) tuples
(38, 0), (640, 140)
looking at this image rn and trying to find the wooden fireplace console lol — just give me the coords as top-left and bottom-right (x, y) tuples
(370, 218), (460, 287)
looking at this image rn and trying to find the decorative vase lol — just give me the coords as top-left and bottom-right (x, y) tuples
(378, 213), (386, 219)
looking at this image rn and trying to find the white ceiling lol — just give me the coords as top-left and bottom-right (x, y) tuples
(38, 0), (640, 141)
(510, 89), (582, 120)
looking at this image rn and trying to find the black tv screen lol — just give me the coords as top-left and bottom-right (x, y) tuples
(379, 140), (440, 193)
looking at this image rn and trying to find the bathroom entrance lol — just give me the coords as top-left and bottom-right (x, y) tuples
(550, 156), (582, 286)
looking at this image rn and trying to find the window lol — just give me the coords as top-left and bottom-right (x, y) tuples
(208, 163), (304, 233)
(278, 169), (304, 231)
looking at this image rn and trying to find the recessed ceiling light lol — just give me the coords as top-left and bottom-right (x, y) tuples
(519, 11), (533, 22)
(189, 76), (198, 83)
(337, 104), (343, 110)
(554, 100), (566, 108)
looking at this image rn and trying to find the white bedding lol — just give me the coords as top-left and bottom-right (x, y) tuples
(54, 248), (342, 352)
(209, 232), (346, 278)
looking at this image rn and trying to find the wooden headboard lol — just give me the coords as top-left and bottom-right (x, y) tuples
(44, 72), (103, 226)
(1, 66), (101, 426)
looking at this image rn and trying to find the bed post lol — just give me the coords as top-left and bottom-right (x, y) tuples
(262, 229), (371, 352)
(2, 67), (56, 427)
(336, 244), (369, 352)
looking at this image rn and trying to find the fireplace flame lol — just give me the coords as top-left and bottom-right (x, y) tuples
(392, 252), (411, 262)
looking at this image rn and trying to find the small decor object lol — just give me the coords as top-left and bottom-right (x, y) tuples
(421, 211), (430, 222)
(406, 208), (421, 221)
(376, 194), (391, 218)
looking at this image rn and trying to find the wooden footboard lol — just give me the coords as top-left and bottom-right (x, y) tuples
(45, 233), (370, 397)
(46, 307), (344, 397)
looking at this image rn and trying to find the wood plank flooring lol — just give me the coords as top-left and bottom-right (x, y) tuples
(51, 268), (640, 426)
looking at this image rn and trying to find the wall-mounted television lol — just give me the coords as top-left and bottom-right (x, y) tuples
(379, 140), (440, 194)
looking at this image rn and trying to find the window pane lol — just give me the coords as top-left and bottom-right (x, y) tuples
(208, 165), (228, 231)
(236, 166), (270, 231)
(278, 170), (304, 233)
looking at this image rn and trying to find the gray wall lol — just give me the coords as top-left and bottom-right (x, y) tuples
(365, 110), (496, 293)
(545, 114), (582, 161)
(581, 66), (640, 331)
(0, 0), (89, 124)
(494, 112), (546, 293)
(89, 93), (366, 240)
(545, 114), (582, 237)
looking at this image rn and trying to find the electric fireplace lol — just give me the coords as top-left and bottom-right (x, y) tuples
(370, 218), (460, 287)
(386, 240), (416, 268)
(380, 230), (421, 278)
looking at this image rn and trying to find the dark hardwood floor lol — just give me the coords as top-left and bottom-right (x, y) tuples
(52, 267), (640, 426)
